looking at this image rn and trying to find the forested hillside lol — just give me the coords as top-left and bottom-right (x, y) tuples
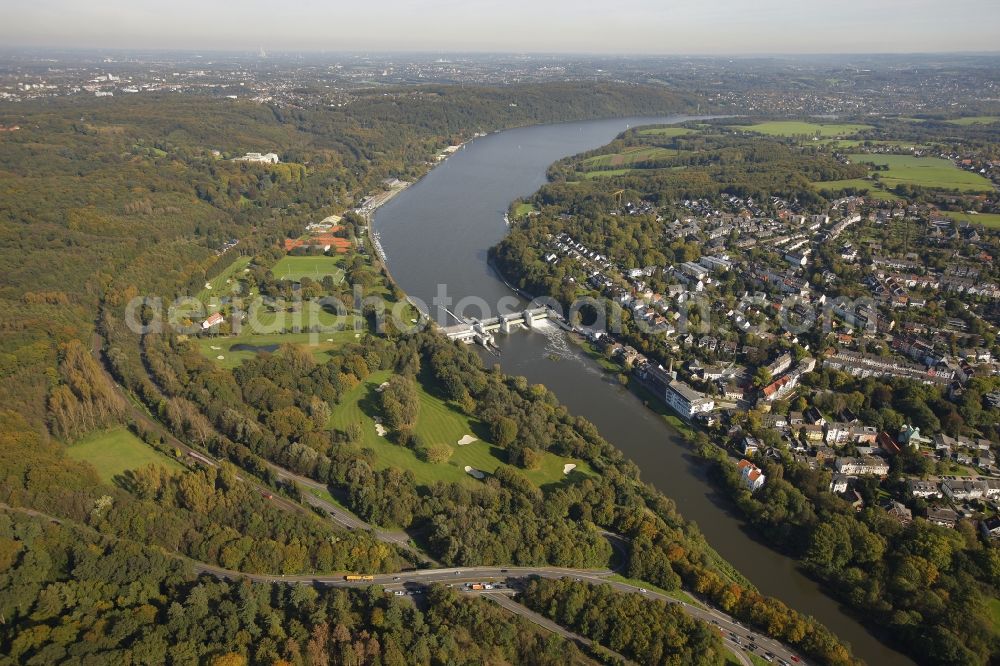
(2, 85), (758, 664)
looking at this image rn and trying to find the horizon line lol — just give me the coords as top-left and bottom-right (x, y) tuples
(3, 46), (1000, 59)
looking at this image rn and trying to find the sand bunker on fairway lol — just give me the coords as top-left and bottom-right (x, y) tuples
(563, 463), (577, 475)
(464, 466), (485, 479)
(457, 435), (478, 446)
(374, 423), (387, 437)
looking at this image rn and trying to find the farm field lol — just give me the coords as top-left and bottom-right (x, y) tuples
(812, 178), (901, 201)
(940, 211), (1000, 229)
(197, 326), (364, 369)
(328, 370), (594, 489)
(847, 154), (994, 192)
(68, 426), (183, 484)
(636, 126), (698, 137)
(947, 116), (1000, 126)
(581, 167), (675, 179)
(820, 139), (928, 150)
(732, 121), (872, 138)
(271, 254), (345, 283)
(580, 146), (682, 170)
(197, 255), (252, 303)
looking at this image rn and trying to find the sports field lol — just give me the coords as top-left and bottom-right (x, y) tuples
(271, 255), (345, 283)
(733, 121), (872, 138)
(848, 154), (994, 192)
(328, 371), (594, 488)
(68, 426), (183, 483)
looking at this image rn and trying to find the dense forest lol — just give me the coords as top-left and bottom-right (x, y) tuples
(521, 578), (725, 665)
(1, 86), (811, 664)
(0, 509), (593, 665)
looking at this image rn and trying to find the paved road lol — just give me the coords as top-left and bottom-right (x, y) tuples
(261, 461), (428, 561)
(483, 592), (635, 665)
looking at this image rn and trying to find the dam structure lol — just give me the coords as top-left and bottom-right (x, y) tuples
(440, 306), (567, 348)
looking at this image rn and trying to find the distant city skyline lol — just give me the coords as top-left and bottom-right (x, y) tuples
(4, 0), (1000, 55)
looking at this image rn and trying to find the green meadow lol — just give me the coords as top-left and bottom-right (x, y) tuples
(812, 178), (901, 201)
(940, 211), (1000, 229)
(733, 121), (872, 138)
(197, 255), (252, 303)
(636, 126), (698, 138)
(848, 154), (994, 192)
(581, 146), (683, 170)
(68, 426), (183, 483)
(328, 370), (594, 489)
(513, 202), (537, 217)
(946, 116), (1000, 126)
(197, 326), (364, 369)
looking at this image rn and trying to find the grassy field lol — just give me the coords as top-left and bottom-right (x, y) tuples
(246, 301), (360, 331)
(271, 255), (345, 283)
(947, 116), (1000, 126)
(197, 328), (364, 369)
(636, 126), (698, 138)
(581, 146), (682, 170)
(197, 255), (252, 303)
(732, 121), (872, 138)
(68, 426), (183, 483)
(940, 211), (1000, 229)
(328, 370), (594, 489)
(988, 597), (1000, 636)
(513, 202), (537, 217)
(812, 178), (901, 201)
(820, 139), (928, 150)
(848, 154), (994, 192)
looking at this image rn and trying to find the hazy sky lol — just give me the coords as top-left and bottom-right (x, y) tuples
(5, 0), (1000, 54)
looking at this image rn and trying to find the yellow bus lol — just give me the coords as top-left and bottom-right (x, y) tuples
(344, 574), (375, 582)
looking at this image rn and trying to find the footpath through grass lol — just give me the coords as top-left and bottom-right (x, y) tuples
(68, 426), (183, 484)
(328, 370), (595, 489)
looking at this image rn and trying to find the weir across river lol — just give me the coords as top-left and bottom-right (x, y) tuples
(439, 306), (568, 347)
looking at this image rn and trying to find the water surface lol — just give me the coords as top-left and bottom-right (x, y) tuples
(375, 115), (912, 666)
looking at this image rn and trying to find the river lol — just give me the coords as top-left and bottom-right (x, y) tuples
(374, 115), (913, 666)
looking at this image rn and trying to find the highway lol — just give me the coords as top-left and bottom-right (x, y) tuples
(86, 331), (808, 666)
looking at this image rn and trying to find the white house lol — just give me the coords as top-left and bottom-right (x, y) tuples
(737, 459), (766, 492)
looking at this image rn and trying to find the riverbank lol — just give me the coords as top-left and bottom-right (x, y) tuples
(372, 114), (914, 666)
